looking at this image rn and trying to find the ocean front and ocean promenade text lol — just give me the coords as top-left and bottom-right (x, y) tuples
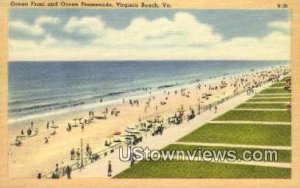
(10, 1), (172, 8)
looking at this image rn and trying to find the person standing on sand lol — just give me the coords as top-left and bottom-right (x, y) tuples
(215, 106), (218, 113)
(65, 166), (72, 179)
(108, 160), (112, 177)
(70, 148), (75, 160)
(46, 121), (49, 129)
(76, 148), (80, 160)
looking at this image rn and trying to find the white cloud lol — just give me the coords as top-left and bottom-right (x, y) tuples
(10, 21), (44, 36)
(10, 16), (60, 36)
(268, 20), (290, 31)
(64, 16), (105, 35)
(9, 13), (290, 61)
(35, 16), (60, 25)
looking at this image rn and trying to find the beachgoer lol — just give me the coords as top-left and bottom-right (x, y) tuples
(31, 121), (34, 129)
(21, 129), (24, 136)
(37, 173), (42, 179)
(67, 123), (72, 131)
(27, 128), (32, 136)
(65, 166), (72, 179)
(54, 163), (60, 178)
(86, 144), (91, 155)
(215, 106), (217, 113)
(76, 148), (80, 160)
(46, 121), (49, 129)
(108, 160), (112, 177)
(44, 137), (49, 144)
(15, 137), (21, 146)
(70, 148), (75, 160)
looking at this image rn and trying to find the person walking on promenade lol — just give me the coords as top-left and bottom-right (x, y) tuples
(108, 160), (112, 177)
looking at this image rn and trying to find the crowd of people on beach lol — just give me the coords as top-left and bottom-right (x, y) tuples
(10, 66), (290, 179)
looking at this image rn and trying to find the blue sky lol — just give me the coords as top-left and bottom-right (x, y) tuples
(9, 9), (290, 61)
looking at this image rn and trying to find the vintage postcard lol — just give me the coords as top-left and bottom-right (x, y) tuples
(0, 0), (300, 187)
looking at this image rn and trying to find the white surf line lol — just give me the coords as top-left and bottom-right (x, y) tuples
(232, 109), (288, 111)
(255, 93), (291, 96)
(178, 156), (291, 169)
(174, 142), (291, 150)
(245, 102), (289, 104)
(209, 120), (291, 125)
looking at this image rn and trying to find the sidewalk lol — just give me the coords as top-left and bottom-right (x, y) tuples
(174, 141), (291, 150)
(210, 120), (290, 125)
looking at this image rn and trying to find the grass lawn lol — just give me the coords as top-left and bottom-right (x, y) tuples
(215, 110), (291, 122)
(179, 123), (291, 146)
(247, 98), (290, 102)
(280, 77), (291, 82)
(162, 145), (291, 163)
(259, 88), (290, 94)
(237, 103), (288, 109)
(115, 160), (290, 178)
(271, 82), (287, 87)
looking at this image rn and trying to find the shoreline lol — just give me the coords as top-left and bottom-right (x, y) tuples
(8, 64), (286, 125)
(8, 65), (290, 177)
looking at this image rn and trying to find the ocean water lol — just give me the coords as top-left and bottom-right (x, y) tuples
(8, 60), (288, 120)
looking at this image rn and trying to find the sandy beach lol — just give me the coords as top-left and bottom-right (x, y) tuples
(8, 66), (289, 178)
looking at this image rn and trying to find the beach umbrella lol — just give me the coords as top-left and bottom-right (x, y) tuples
(16, 135), (26, 139)
(113, 131), (121, 135)
(106, 134), (114, 143)
(177, 108), (185, 112)
(106, 134), (114, 138)
(73, 118), (78, 125)
(50, 125), (59, 129)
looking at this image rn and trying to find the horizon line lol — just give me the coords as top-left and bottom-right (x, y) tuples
(9, 59), (290, 63)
